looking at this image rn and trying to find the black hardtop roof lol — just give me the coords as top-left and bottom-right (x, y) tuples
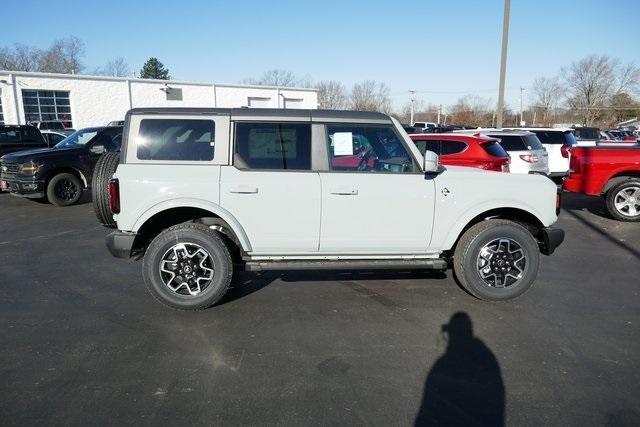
(127, 108), (392, 121)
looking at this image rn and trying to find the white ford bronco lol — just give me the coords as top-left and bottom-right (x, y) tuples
(94, 108), (564, 310)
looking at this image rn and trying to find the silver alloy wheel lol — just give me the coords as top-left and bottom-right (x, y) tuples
(159, 243), (215, 296)
(476, 238), (527, 288)
(614, 186), (640, 217)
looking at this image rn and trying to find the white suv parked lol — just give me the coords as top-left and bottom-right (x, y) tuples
(95, 108), (564, 310)
(456, 129), (550, 175)
(508, 128), (576, 177)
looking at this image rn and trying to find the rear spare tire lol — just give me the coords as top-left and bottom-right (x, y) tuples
(92, 151), (120, 228)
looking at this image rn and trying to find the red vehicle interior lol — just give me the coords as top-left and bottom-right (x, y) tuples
(410, 133), (510, 172)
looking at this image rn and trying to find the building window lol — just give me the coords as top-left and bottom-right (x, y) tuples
(247, 97), (271, 108)
(22, 90), (73, 128)
(283, 98), (303, 109)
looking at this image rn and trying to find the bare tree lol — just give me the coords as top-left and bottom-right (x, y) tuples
(317, 80), (347, 109)
(38, 36), (85, 74)
(243, 69), (301, 86)
(95, 57), (130, 77)
(531, 76), (564, 125)
(349, 80), (391, 112)
(0, 44), (41, 71)
(447, 95), (492, 126)
(563, 55), (640, 125)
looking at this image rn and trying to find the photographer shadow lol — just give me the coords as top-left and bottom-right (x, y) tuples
(415, 312), (505, 426)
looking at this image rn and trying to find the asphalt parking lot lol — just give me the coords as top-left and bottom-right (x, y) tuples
(0, 191), (639, 426)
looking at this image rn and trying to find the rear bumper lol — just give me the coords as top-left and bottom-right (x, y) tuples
(539, 227), (565, 255)
(106, 231), (137, 259)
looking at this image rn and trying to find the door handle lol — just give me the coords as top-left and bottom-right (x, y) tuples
(330, 188), (358, 195)
(229, 186), (258, 194)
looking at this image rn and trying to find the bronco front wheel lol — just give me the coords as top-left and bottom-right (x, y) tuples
(453, 219), (540, 301)
(142, 223), (233, 310)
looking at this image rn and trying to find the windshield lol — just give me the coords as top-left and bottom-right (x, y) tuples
(55, 127), (103, 148)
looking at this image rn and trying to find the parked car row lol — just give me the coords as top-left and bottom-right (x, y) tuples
(1, 125), (123, 206)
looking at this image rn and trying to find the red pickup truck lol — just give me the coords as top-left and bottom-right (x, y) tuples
(563, 146), (640, 221)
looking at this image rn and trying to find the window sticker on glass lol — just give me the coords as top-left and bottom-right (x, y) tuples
(333, 132), (353, 156)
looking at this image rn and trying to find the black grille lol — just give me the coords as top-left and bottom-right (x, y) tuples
(1, 162), (19, 180)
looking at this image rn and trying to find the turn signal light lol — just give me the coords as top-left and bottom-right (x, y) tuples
(108, 178), (120, 214)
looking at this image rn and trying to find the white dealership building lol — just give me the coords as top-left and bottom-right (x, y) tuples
(0, 71), (318, 128)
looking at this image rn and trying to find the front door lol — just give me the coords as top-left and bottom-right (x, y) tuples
(220, 121), (321, 254)
(319, 124), (435, 254)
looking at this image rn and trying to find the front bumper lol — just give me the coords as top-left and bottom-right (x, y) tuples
(539, 227), (565, 255)
(0, 178), (45, 198)
(106, 231), (137, 259)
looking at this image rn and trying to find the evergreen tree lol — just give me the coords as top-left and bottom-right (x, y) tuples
(139, 57), (170, 80)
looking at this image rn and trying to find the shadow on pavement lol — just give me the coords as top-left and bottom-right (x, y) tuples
(220, 269), (447, 305)
(415, 312), (505, 426)
(563, 207), (640, 261)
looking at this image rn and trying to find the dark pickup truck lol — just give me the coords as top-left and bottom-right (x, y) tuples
(0, 126), (122, 206)
(0, 125), (48, 157)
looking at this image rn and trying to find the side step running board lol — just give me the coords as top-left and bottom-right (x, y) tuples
(244, 259), (448, 272)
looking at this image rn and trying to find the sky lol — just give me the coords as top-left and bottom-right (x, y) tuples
(3, 0), (639, 110)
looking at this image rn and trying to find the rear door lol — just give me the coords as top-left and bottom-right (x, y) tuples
(532, 131), (570, 174)
(318, 124), (435, 253)
(220, 120), (321, 254)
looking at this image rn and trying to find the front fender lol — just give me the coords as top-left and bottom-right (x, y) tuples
(437, 199), (550, 251)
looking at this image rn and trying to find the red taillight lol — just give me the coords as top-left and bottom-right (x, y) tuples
(519, 154), (539, 163)
(569, 155), (580, 174)
(108, 178), (120, 214)
(560, 144), (571, 158)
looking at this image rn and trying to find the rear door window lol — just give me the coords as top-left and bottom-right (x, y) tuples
(489, 135), (528, 151)
(532, 131), (565, 145)
(234, 122), (311, 170)
(413, 139), (441, 155)
(0, 128), (22, 144)
(137, 119), (215, 161)
(440, 140), (467, 155)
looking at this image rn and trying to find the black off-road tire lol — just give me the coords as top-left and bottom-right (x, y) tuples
(46, 173), (83, 207)
(92, 152), (120, 228)
(453, 219), (540, 301)
(142, 223), (233, 310)
(605, 178), (640, 222)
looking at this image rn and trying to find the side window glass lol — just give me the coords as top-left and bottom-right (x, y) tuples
(440, 141), (467, 155)
(137, 119), (215, 161)
(491, 135), (525, 151)
(327, 125), (415, 173)
(234, 122), (311, 170)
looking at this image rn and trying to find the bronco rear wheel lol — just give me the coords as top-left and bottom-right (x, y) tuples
(142, 223), (233, 310)
(453, 219), (540, 301)
(92, 151), (120, 228)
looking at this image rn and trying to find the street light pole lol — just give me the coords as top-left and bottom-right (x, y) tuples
(519, 86), (525, 126)
(409, 90), (415, 125)
(496, 0), (511, 129)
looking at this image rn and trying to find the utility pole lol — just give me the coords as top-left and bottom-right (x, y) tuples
(496, 0), (511, 129)
(409, 90), (416, 125)
(437, 104), (442, 125)
(519, 86), (526, 126)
